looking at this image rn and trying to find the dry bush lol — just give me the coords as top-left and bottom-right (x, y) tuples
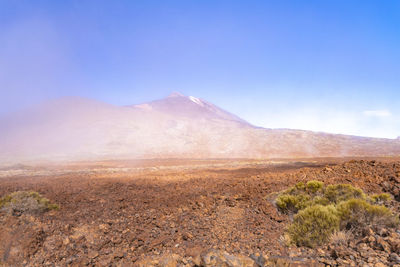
(329, 231), (352, 246)
(279, 233), (292, 247)
(0, 191), (59, 216)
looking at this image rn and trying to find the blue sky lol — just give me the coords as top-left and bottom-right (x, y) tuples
(0, 0), (399, 138)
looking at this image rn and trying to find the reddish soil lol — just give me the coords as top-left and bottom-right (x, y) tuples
(0, 158), (399, 266)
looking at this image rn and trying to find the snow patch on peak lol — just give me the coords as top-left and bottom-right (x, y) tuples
(189, 96), (204, 106)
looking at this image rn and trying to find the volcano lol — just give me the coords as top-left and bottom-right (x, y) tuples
(0, 93), (399, 163)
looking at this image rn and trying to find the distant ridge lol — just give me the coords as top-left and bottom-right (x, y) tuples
(0, 93), (399, 163)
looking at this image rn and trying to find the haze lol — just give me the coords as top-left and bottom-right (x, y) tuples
(2, 2), (400, 265)
(1, 0), (399, 138)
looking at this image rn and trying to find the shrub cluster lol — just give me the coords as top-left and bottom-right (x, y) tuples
(276, 181), (399, 247)
(371, 193), (392, 204)
(288, 204), (340, 247)
(0, 191), (59, 216)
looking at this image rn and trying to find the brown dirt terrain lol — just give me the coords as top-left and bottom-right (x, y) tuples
(0, 158), (399, 266)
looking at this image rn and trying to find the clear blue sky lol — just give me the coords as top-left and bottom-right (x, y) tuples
(0, 0), (399, 138)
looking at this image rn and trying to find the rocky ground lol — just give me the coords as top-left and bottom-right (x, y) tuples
(0, 158), (399, 266)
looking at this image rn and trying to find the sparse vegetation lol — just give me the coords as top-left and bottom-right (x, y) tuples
(288, 205), (340, 247)
(306, 180), (324, 193)
(324, 184), (366, 203)
(284, 181), (305, 195)
(371, 193), (392, 203)
(276, 181), (327, 213)
(275, 181), (399, 247)
(337, 198), (398, 231)
(329, 230), (352, 246)
(275, 193), (311, 213)
(0, 191), (59, 216)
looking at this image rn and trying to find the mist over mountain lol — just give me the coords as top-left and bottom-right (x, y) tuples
(0, 93), (399, 164)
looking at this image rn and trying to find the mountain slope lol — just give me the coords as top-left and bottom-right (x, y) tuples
(132, 92), (250, 126)
(0, 93), (399, 163)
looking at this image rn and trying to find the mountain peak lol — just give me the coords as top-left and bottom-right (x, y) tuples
(188, 96), (204, 106)
(168, 91), (185, 98)
(2, 94), (400, 163)
(166, 92), (204, 106)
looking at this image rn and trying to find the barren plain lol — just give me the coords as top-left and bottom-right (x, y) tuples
(0, 158), (399, 266)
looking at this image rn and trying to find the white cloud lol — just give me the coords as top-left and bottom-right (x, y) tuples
(363, 110), (392, 117)
(248, 107), (399, 139)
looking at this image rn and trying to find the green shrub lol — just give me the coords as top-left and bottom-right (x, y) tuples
(288, 205), (340, 247)
(276, 194), (311, 213)
(337, 198), (398, 232)
(274, 181), (399, 248)
(306, 180), (324, 193)
(371, 193), (392, 203)
(324, 184), (366, 203)
(310, 196), (330, 206)
(294, 182), (305, 190)
(0, 195), (12, 208)
(284, 182), (306, 195)
(0, 191), (59, 215)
